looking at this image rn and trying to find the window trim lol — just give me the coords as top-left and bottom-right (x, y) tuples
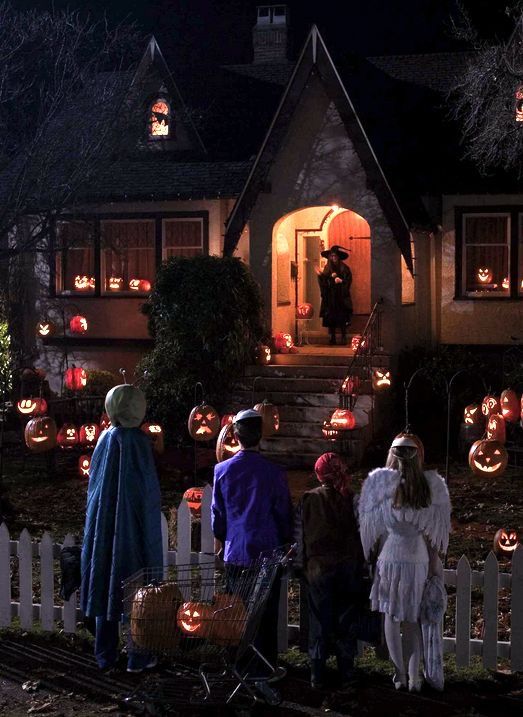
(100, 218), (156, 297)
(148, 97), (172, 141)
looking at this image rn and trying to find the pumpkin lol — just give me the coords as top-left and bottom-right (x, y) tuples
(493, 528), (520, 557)
(183, 487), (204, 517)
(128, 278), (151, 292)
(187, 403), (220, 441)
(141, 422), (165, 454)
(372, 369), (391, 391)
(177, 601), (213, 638)
(215, 423), (241, 463)
(16, 398), (48, 416)
(69, 315), (88, 334)
(274, 332), (293, 353)
(36, 320), (56, 338)
(100, 412), (111, 431)
(502, 277), (510, 290)
(351, 335), (366, 351)
(107, 276), (123, 291)
(57, 423), (79, 449)
(131, 582), (184, 650)
(105, 384), (146, 428)
(296, 303), (314, 319)
(24, 417), (57, 452)
(74, 275), (95, 290)
(330, 408), (356, 430)
(500, 389), (519, 423)
(78, 454), (91, 478)
(220, 414), (235, 428)
(486, 413), (506, 443)
(79, 423), (100, 447)
(464, 404), (482, 427)
(322, 420), (339, 439)
(255, 343), (272, 365)
(468, 439), (508, 477)
(253, 400), (280, 437)
(477, 267), (492, 283)
(65, 366), (87, 391)
(340, 375), (360, 396)
(207, 594), (247, 646)
(481, 395), (500, 417)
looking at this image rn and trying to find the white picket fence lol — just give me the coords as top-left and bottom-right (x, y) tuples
(1, 484), (522, 672)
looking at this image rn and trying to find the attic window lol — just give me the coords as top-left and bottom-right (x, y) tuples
(516, 86), (523, 122)
(149, 99), (170, 138)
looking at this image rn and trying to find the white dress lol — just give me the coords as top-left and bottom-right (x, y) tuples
(358, 468), (451, 623)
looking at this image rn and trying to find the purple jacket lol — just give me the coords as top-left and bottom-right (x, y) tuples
(212, 450), (293, 566)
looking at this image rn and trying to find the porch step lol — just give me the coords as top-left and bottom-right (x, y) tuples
(271, 349), (392, 367)
(245, 364), (349, 379)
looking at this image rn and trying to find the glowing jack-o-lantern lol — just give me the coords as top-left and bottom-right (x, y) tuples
(69, 315), (88, 334)
(100, 412), (111, 431)
(183, 487), (204, 517)
(253, 400), (280, 437)
(502, 277), (510, 290)
(486, 413), (506, 443)
(216, 423), (241, 462)
(372, 369), (391, 391)
(493, 528), (520, 556)
(188, 404), (220, 441)
(477, 267), (493, 284)
(177, 602), (212, 637)
(468, 439), (508, 477)
(64, 366), (87, 391)
(141, 422), (165, 454)
(464, 404), (482, 426)
(340, 375), (360, 396)
(330, 408), (356, 431)
(351, 335), (366, 351)
(17, 398), (48, 416)
(255, 344), (272, 365)
(24, 416), (57, 452)
(78, 455), (91, 478)
(36, 320), (56, 338)
(129, 278), (152, 292)
(57, 423), (79, 449)
(500, 389), (519, 423)
(79, 423), (100, 447)
(481, 395), (501, 418)
(274, 332), (294, 353)
(74, 275), (95, 290)
(296, 303), (314, 319)
(322, 420), (340, 440)
(107, 276), (123, 291)
(221, 414), (235, 428)
(516, 86), (523, 122)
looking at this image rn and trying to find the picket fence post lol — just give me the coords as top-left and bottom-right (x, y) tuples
(0, 523), (11, 627)
(511, 545), (523, 672)
(176, 499), (191, 599)
(39, 531), (55, 631)
(455, 554), (471, 667)
(482, 551), (498, 669)
(61, 533), (77, 633)
(199, 486), (215, 601)
(18, 529), (33, 630)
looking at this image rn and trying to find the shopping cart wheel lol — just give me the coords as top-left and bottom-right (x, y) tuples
(253, 680), (282, 707)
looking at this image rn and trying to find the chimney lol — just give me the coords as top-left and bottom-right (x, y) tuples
(252, 5), (289, 64)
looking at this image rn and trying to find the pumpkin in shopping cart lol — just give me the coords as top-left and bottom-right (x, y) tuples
(207, 593), (247, 646)
(130, 582), (184, 651)
(177, 601), (213, 637)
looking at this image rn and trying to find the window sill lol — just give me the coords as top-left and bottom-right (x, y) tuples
(453, 295), (523, 301)
(54, 293), (150, 299)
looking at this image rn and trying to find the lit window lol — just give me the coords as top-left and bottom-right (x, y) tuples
(515, 86), (523, 122)
(461, 214), (510, 297)
(149, 99), (170, 138)
(163, 219), (204, 258)
(55, 221), (95, 294)
(101, 220), (155, 294)
(401, 242), (415, 305)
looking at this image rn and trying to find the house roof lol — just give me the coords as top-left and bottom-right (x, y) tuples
(366, 51), (475, 94)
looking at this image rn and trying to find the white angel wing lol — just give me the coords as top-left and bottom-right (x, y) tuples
(408, 471), (451, 553)
(357, 467), (398, 559)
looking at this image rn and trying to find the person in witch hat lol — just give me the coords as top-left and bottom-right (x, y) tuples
(316, 245), (353, 345)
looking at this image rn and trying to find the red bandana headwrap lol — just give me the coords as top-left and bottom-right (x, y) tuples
(314, 452), (352, 497)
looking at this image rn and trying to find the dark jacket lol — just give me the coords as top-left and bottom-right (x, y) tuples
(318, 263), (353, 328)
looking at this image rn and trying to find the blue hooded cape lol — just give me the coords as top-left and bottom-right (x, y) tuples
(81, 426), (163, 620)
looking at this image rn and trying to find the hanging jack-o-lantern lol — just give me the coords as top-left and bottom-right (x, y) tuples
(216, 423), (241, 462)
(183, 487), (204, 517)
(100, 412), (111, 431)
(351, 335), (366, 351)
(69, 315), (88, 334)
(57, 423), (79, 449)
(253, 400), (280, 437)
(65, 366), (87, 391)
(468, 439), (508, 477)
(255, 343), (272, 365)
(141, 422), (165, 454)
(78, 455), (91, 479)
(464, 404), (482, 426)
(500, 389), (519, 423)
(493, 528), (520, 557)
(481, 395), (501, 418)
(187, 404), (220, 441)
(330, 408), (356, 431)
(516, 85), (523, 122)
(128, 278), (152, 292)
(273, 332), (294, 353)
(296, 303), (314, 319)
(322, 420), (340, 440)
(177, 601), (213, 637)
(131, 582), (184, 650)
(36, 320), (56, 338)
(372, 368), (392, 391)
(477, 267), (493, 284)
(17, 398), (48, 416)
(74, 275), (95, 290)
(79, 423), (100, 447)
(340, 375), (360, 396)
(24, 416), (57, 452)
(486, 413), (506, 443)
(107, 276), (123, 291)
(221, 414), (235, 428)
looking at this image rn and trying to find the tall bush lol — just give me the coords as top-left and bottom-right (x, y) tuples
(139, 256), (265, 445)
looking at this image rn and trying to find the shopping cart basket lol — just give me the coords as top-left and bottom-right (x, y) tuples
(121, 546), (294, 713)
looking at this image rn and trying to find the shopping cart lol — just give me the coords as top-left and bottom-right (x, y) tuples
(121, 546), (294, 714)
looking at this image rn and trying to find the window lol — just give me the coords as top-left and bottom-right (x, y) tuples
(101, 220), (155, 294)
(401, 251), (415, 305)
(515, 85), (523, 122)
(461, 214), (510, 297)
(55, 220), (95, 294)
(148, 99), (171, 138)
(163, 219), (204, 258)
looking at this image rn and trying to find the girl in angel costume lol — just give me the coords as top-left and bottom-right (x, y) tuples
(358, 434), (451, 692)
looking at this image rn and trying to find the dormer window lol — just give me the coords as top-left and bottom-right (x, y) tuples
(149, 98), (171, 139)
(516, 86), (523, 122)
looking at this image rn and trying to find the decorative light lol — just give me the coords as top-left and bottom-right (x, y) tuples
(108, 276), (123, 291)
(351, 335), (364, 351)
(329, 408), (356, 430)
(64, 366), (87, 390)
(477, 267), (492, 284)
(69, 315), (88, 334)
(74, 275), (95, 290)
(57, 423), (79, 449)
(17, 398), (48, 416)
(322, 420), (340, 439)
(36, 321), (56, 338)
(274, 332), (294, 353)
(481, 394), (501, 417)
(187, 404), (220, 441)
(468, 439), (508, 477)
(493, 528), (520, 556)
(79, 423), (101, 447)
(464, 404), (482, 426)
(78, 455), (91, 479)
(372, 369), (392, 391)
(296, 303), (314, 319)
(502, 277), (510, 290)
(129, 278), (152, 292)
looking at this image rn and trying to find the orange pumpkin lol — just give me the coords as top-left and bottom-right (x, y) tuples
(296, 303), (314, 319)
(330, 408), (356, 430)
(255, 343), (271, 365)
(141, 422), (165, 454)
(274, 332), (293, 353)
(500, 389), (519, 423)
(493, 528), (520, 556)
(207, 594), (247, 646)
(372, 369), (391, 391)
(215, 423), (241, 463)
(16, 398), (48, 416)
(79, 423), (100, 447)
(253, 400), (280, 437)
(131, 582), (184, 650)
(78, 455), (91, 479)
(481, 395), (501, 418)
(24, 417), (57, 452)
(468, 439), (508, 477)
(187, 403), (220, 441)
(100, 412), (111, 431)
(65, 366), (87, 391)
(322, 420), (339, 439)
(36, 320), (56, 338)
(69, 315), (88, 334)
(340, 375), (360, 396)
(486, 413), (506, 443)
(183, 487), (204, 517)
(177, 601), (213, 638)
(57, 423), (79, 449)
(464, 404), (482, 427)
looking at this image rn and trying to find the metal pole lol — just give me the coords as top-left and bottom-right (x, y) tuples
(445, 369), (468, 484)
(404, 367), (427, 430)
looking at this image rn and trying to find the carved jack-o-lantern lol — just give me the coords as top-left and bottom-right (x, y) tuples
(65, 366), (87, 391)
(74, 275), (95, 290)
(340, 375), (360, 396)
(36, 320), (56, 338)
(108, 276), (123, 291)
(187, 404), (220, 441)
(296, 303), (314, 319)
(215, 423), (241, 463)
(128, 278), (152, 292)
(100, 412), (111, 431)
(486, 413), (506, 443)
(481, 395), (500, 418)
(183, 487), (204, 517)
(274, 332), (294, 353)
(493, 528), (520, 556)
(500, 389), (519, 423)
(131, 582), (184, 651)
(24, 416), (57, 452)
(177, 601), (212, 637)
(141, 422), (165, 454)
(69, 315), (88, 334)
(464, 404), (482, 426)
(330, 408), (356, 431)
(79, 423), (100, 447)
(502, 277), (510, 290)
(477, 267), (493, 283)
(78, 455), (91, 478)
(57, 423), (79, 449)
(516, 85), (523, 122)
(372, 369), (392, 391)
(322, 420), (340, 440)
(253, 400), (280, 437)
(351, 335), (366, 351)
(220, 414), (234, 428)
(255, 343), (272, 365)
(17, 398), (48, 416)
(468, 439), (508, 477)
